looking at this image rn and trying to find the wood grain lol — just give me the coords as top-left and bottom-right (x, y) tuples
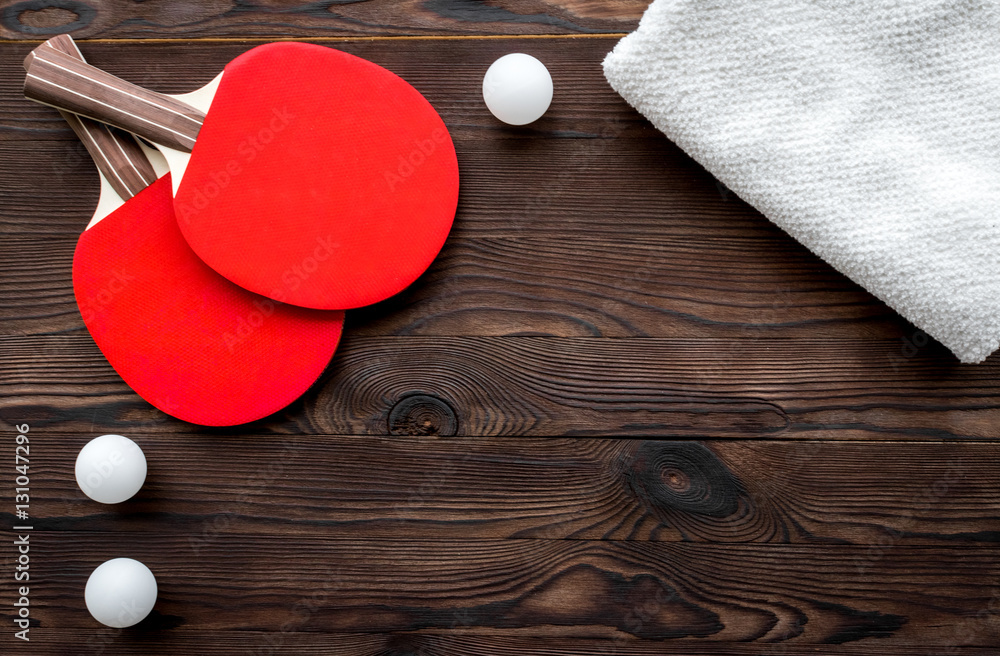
(0, 230), (906, 340)
(2, 20), (998, 656)
(23, 631), (1000, 656)
(10, 434), (998, 545)
(2, 334), (995, 439)
(2, 38), (644, 141)
(14, 532), (1000, 646)
(41, 34), (159, 199)
(24, 42), (203, 151)
(55, 112), (156, 199)
(0, 0), (646, 40)
(0, 38), (909, 341)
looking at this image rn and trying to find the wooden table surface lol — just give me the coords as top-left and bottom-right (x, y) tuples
(2, 2), (999, 655)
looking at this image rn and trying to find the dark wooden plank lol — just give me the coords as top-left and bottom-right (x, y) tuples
(13, 434), (998, 545)
(0, 38), (907, 339)
(0, 17), (995, 656)
(0, 231), (903, 340)
(1, 334), (995, 439)
(0, 235), (76, 334)
(16, 533), (1000, 646)
(3, 38), (638, 140)
(25, 631), (1000, 655)
(0, 37), (722, 238)
(0, 129), (748, 233)
(347, 233), (901, 340)
(0, 1), (645, 40)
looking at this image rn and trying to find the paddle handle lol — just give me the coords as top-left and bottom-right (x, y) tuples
(24, 36), (204, 153)
(36, 35), (158, 200)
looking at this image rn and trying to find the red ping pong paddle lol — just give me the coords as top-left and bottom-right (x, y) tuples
(24, 38), (460, 311)
(38, 36), (345, 426)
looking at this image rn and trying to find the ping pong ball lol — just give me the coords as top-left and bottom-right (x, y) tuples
(483, 53), (553, 125)
(75, 434), (146, 504)
(85, 558), (157, 628)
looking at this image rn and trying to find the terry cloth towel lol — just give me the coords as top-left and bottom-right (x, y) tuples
(603, 0), (1000, 363)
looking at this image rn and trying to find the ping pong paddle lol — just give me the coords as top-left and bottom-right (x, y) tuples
(38, 36), (345, 426)
(34, 38), (162, 221)
(24, 37), (459, 311)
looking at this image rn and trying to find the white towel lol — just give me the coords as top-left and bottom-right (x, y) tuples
(603, 0), (1000, 363)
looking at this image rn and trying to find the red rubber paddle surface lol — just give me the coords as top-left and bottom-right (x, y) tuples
(74, 175), (344, 426)
(174, 42), (460, 310)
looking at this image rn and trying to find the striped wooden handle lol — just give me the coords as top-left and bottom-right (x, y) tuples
(24, 38), (204, 153)
(35, 35), (158, 200)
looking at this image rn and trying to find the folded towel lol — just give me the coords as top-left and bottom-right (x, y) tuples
(604, 0), (1000, 363)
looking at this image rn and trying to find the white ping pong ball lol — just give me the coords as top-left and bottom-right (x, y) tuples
(75, 434), (147, 504)
(483, 53), (553, 125)
(85, 558), (157, 628)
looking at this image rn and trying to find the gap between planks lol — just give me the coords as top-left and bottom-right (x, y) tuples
(2, 33), (628, 46)
(19, 432), (1000, 445)
(11, 531), (1000, 545)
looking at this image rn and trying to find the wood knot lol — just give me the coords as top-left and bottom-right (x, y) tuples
(661, 466), (690, 493)
(626, 441), (742, 519)
(387, 394), (457, 436)
(3, 1), (95, 35)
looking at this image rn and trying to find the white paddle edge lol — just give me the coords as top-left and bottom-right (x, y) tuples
(29, 72), (222, 206)
(86, 134), (169, 229)
(136, 140), (170, 178)
(88, 171), (128, 229)
(71, 71), (222, 229)
(154, 72), (223, 196)
(87, 142), (168, 229)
